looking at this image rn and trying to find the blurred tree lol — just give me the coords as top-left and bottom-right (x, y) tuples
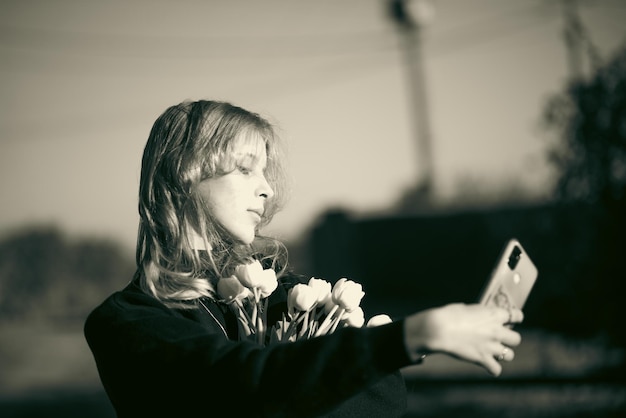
(542, 43), (626, 350)
(0, 227), (134, 323)
(544, 43), (626, 205)
(0, 228), (67, 319)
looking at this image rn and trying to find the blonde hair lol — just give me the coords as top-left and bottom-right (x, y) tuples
(136, 100), (289, 307)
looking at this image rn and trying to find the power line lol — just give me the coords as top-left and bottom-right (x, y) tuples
(429, 2), (558, 57)
(1, 4), (572, 143)
(1, 10), (560, 83)
(0, 2), (565, 63)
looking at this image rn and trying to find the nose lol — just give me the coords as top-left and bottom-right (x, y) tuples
(258, 175), (275, 200)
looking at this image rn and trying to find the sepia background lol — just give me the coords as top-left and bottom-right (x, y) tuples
(1, 0), (625, 416)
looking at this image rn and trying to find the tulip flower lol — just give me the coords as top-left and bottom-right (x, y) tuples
(366, 314), (393, 327)
(307, 277), (332, 305)
(217, 275), (249, 303)
(343, 307), (365, 328)
(331, 278), (365, 312)
(257, 268), (278, 298)
(234, 260), (265, 288)
(288, 284), (318, 313)
(226, 263), (369, 345)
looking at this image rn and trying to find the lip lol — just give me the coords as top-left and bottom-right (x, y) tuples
(248, 209), (264, 219)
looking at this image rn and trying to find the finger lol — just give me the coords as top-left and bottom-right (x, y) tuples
(499, 328), (522, 347)
(501, 307), (524, 324)
(495, 345), (515, 362)
(491, 306), (512, 324)
(482, 354), (503, 377)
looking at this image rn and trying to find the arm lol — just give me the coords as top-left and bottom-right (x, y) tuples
(403, 303), (524, 376)
(85, 286), (411, 417)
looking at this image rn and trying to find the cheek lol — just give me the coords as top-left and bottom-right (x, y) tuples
(199, 180), (234, 211)
(205, 195), (229, 222)
(204, 187), (242, 225)
(196, 176), (249, 231)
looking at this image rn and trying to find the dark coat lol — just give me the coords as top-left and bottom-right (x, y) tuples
(84, 273), (411, 417)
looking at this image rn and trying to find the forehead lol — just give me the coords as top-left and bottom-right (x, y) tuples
(231, 131), (268, 162)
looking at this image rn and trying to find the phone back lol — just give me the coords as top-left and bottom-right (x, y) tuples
(479, 239), (538, 310)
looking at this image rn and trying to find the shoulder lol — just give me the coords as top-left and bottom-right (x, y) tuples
(87, 279), (166, 318)
(83, 278), (179, 342)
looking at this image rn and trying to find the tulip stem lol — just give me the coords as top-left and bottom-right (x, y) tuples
(251, 288), (260, 326)
(262, 298), (268, 342)
(298, 311), (309, 338)
(285, 312), (307, 341)
(237, 310), (252, 337)
(236, 299), (254, 333)
(315, 305), (338, 337)
(308, 318), (317, 338)
(329, 308), (346, 334)
(257, 313), (264, 345)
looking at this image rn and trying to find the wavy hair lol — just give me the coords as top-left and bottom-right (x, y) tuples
(136, 100), (289, 308)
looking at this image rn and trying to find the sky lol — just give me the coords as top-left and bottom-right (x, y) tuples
(1, 0), (625, 253)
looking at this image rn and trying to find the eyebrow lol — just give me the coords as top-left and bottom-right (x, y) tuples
(235, 152), (267, 170)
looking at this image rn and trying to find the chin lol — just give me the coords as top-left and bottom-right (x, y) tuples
(232, 231), (256, 245)
(239, 237), (255, 245)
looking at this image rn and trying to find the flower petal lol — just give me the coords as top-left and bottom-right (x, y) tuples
(234, 260), (264, 288)
(332, 278), (365, 311)
(366, 314), (393, 327)
(217, 275), (248, 302)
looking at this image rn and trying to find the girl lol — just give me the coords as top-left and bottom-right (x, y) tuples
(85, 100), (522, 417)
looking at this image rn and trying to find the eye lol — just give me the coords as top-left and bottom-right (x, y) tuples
(237, 165), (251, 175)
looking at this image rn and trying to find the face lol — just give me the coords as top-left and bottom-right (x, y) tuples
(196, 135), (274, 245)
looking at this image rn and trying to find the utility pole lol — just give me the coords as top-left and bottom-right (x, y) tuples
(561, 0), (585, 81)
(389, 0), (436, 197)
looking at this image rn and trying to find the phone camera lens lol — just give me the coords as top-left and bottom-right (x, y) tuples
(507, 246), (522, 270)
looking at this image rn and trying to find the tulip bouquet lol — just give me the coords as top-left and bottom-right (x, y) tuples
(216, 259), (392, 346)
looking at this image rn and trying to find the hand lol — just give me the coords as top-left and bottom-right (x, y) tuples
(403, 303), (523, 376)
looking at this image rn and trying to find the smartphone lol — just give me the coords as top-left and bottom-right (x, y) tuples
(478, 238), (538, 311)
